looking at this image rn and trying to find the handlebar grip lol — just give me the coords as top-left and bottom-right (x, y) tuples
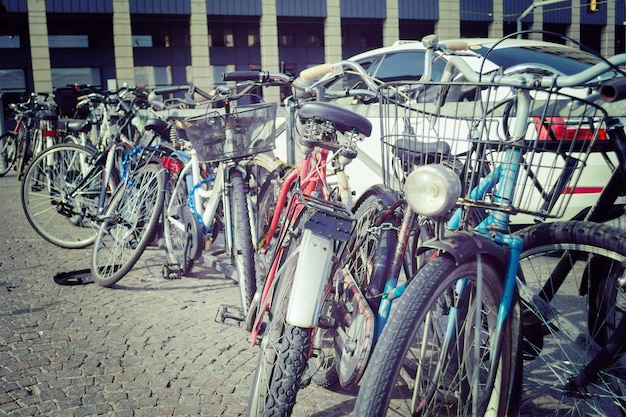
(443, 40), (468, 51)
(222, 71), (265, 82)
(300, 64), (334, 81)
(600, 78), (626, 102)
(152, 85), (192, 95)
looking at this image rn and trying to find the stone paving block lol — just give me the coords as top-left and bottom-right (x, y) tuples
(0, 173), (357, 416)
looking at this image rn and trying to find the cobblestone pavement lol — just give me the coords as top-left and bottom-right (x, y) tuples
(0, 171), (356, 416)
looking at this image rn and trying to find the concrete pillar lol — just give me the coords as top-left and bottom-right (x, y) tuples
(567, 0), (581, 47)
(435, 0), (460, 39)
(324, 0), (342, 63)
(112, 0), (135, 87)
(602, 0), (616, 57)
(260, 0), (280, 103)
(189, 0), (212, 91)
(489, 0), (504, 39)
(384, 0), (399, 47)
(27, 0), (52, 93)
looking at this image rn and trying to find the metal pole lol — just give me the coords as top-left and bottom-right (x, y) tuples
(517, 0), (568, 38)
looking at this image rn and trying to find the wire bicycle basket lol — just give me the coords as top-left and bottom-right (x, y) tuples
(379, 81), (608, 219)
(182, 102), (277, 163)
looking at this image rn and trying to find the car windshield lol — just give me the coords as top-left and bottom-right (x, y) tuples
(469, 44), (603, 76)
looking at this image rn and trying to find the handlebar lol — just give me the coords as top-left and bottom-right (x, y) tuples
(600, 77), (626, 102)
(440, 53), (626, 90)
(222, 71), (292, 85)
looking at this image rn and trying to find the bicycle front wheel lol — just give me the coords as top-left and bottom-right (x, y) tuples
(21, 143), (116, 248)
(229, 170), (256, 313)
(354, 254), (515, 417)
(516, 220), (626, 417)
(91, 162), (164, 287)
(247, 245), (312, 417)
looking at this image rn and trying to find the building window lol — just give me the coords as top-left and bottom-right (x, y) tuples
(0, 35), (20, 48)
(306, 32), (322, 47)
(0, 69), (26, 91)
(132, 35), (153, 48)
(279, 29), (294, 47)
(209, 28), (234, 47)
(48, 35), (89, 48)
(248, 29), (260, 47)
(51, 68), (101, 89)
(135, 66), (172, 87)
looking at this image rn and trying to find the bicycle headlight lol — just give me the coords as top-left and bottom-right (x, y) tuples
(404, 165), (461, 217)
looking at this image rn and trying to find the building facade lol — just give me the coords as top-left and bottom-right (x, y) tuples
(0, 0), (623, 106)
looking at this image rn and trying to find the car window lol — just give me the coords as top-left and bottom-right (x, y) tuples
(369, 51), (426, 81)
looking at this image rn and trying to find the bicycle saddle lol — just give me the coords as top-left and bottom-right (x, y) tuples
(57, 118), (91, 133)
(144, 118), (169, 138)
(298, 102), (372, 137)
(393, 137), (451, 172)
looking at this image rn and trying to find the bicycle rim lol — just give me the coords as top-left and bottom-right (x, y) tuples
(517, 221), (626, 417)
(91, 163), (164, 286)
(21, 143), (112, 248)
(163, 170), (201, 275)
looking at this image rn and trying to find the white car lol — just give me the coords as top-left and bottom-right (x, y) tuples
(310, 38), (623, 224)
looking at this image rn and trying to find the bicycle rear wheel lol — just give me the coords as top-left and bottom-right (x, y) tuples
(0, 132), (17, 176)
(516, 221), (626, 417)
(353, 254), (515, 417)
(91, 162), (164, 287)
(21, 143), (116, 248)
(163, 168), (202, 276)
(309, 189), (399, 388)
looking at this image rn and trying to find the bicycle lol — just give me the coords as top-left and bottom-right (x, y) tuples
(20, 85), (159, 249)
(235, 64), (375, 417)
(154, 82), (284, 313)
(352, 39), (626, 416)
(0, 93), (57, 178)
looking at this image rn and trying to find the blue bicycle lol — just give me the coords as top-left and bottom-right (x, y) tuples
(350, 42), (626, 416)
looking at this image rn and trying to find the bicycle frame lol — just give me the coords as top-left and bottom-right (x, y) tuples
(251, 146), (354, 341)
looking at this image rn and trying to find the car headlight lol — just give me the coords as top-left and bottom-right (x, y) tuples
(404, 165), (461, 217)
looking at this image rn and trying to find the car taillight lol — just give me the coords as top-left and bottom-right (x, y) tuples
(162, 155), (183, 174)
(533, 116), (607, 141)
(560, 186), (604, 195)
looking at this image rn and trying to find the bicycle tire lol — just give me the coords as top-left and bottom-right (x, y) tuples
(0, 132), (17, 176)
(16, 129), (32, 180)
(229, 170), (256, 313)
(247, 245), (312, 417)
(515, 220), (626, 417)
(163, 168), (202, 275)
(91, 162), (164, 287)
(353, 254), (515, 417)
(309, 189), (399, 388)
(21, 143), (117, 248)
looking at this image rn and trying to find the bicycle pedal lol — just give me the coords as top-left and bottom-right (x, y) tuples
(162, 264), (181, 280)
(215, 304), (245, 326)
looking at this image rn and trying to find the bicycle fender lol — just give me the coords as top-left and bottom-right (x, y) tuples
(353, 184), (399, 212)
(416, 231), (507, 270)
(285, 229), (334, 328)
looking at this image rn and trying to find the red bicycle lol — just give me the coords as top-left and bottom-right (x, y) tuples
(223, 63), (377, 417)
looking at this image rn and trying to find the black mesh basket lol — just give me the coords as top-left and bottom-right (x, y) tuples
(182, 103), (277, 163)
